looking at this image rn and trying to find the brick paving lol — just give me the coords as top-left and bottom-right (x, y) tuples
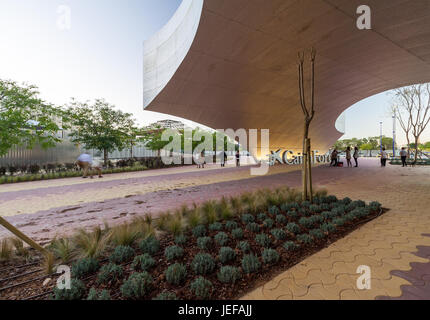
(1, 158), (429, 299)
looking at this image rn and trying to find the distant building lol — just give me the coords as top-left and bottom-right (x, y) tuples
(146, 120), (189, 131)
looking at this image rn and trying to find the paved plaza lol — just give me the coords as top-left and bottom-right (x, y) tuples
(1, 158), (430, 299)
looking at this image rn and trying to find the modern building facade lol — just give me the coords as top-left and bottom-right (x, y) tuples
(143, 0), (430, 156)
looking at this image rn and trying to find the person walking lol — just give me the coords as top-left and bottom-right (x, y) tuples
(400, 147), (408, 167)
(353, 147), (359, 167)
(235, 150), (240, 167)
(380, 148), (388, 167)
(220, 151), (227, 167)
(330, 149), (338, 167)
(345, 147), (352, 167)
(92, 158), (103, 178)
(76, 153), (93, 178)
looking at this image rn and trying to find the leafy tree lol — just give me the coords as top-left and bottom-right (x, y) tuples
(66, 99), (136, 165)
(0, 79), (63, 157)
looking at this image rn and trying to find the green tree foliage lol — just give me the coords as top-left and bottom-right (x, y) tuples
(0, 79), (63, 157)
(66, 99), (136, 165)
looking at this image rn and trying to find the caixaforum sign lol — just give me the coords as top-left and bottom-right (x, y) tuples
(267, 149), (331, 166)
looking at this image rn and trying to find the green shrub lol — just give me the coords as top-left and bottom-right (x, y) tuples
(139, 236), (160, 255)
(165, 263), (187, 285)
(72, 258), (99, 278)
(280, 203), (292, 212)
(241, 214), (255, 224)
(263, 218), (274, 229)
(276, 215), (288, 225)
(209, 222), (223, 232)
(271, 228), (287, 240)
(190, 277), (213, 300)
(297, 234), (313, 244)
(87, 287), (111, 300)
(242, 254), (261, 274)
(321, 223), (336, 233)
(309, 229), (325, 239)
(53, 278), (86, 300)
(369, 201), (382, 212)
(218, 266), (242, 284)
(97, 263), (123, 284)
(120, 272), (153, 299)
(246, 222), (260, 233)
(286, 223), (301, 234)
(175, 234), (187, 245)
(283, 241), (300, 251)
(262, 248), (280, 265)
(237, 241), (251, 253)
(301, 201), (311, 208)
(299, 217), (314, 229)
(286, 210), (299, 219)
(310, 215), (324, 225)
(344, 212), (356, 222)
(255, 233), (272, 248)
(268, 206), (280, 215)
(231, 228), (244, 240)
(326, 195), (338, 203)
(192, 225), (207, 238)
(214, 232), (229, 246)
(109, 245), (135, 264)
(257, 213), (268, 221)
(309, 204), (321, 213)
(320, 203), (330, 211)
(218, 247), (236, 264)
(153, 291), (178, 300)
(332, 217), (346, 227)
(321, 211), (332, 220)
(164, 245), (184, 261)
(225, 221), (238, 230)
(342, 197), (352, 205)
(132, 254), (155, 271)
(192, 253), (215, 275)
(353, 200), (366, 208)
(197, 237), (213, 250)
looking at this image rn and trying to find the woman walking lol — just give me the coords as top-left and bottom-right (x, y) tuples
(345, 147), (352, 167)
(353, 147), (359, 167)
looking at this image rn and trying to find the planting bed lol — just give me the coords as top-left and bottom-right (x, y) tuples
(0, 193), (385, 301)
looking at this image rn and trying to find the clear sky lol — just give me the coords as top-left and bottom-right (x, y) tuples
(0, 0), (429, 144)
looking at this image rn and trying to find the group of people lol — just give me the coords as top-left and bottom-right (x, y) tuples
(196, 151), (241, 169)
(330, 147), (360, 167)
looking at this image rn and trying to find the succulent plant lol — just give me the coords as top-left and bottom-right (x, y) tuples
(165, 263), (187, 285)
(309, 229), (325, 239)
(270, 228), (287, 240)
(299, 217), (314, 229)
(190, 277), (213, 300)
(246, 222), (260, 233)
(320, 223), (336, 233)
(241, 214), (255, 224)
(120, 272), (153, 299)
(132, 254), (155, 271)
(97, 263), (123, 284)
(225, 221), (238, 230)
(268, 206), (280, 215)
(87, 287), (111, 300)
(197, 237), (213, 250)
(192, 225), (207, 238)
(152, 291), (178, 300)
(109, 245), (135, 264)
(286, 210), (299, 219)
(164, 245), (184, 261)
(255, 233), (272, 248)
(218, 247), (236, 264)
(283, 241), (300, 251)
(263, 218), (274, 229)
(174, 234), (187, 246)
(297, 234), (313, 244)
(241, 254), (261, 274)
(214, 232), (229, 246)
(209, 222), (223, 232)
(286, 222), (301, 234)
(218, 266), (242, 284)
(72, 258), (99, 279)
(257, 213), (268, 221)
(192, 253), (216, 275)
(237, 241), (251, 253)
(53, 278), (86, 300)
(332, 217), (346, 227)
(231, 228), (244, 240)
(262, 248), (280, 265)
(139, 236), (160, 255)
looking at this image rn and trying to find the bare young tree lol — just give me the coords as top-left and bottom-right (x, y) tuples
(392, 84), (430, 162)
(298, 48), (316, 202)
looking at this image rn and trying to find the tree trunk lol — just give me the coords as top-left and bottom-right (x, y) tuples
(104, 149), (108, 166)
(414, 136), (419, 163)
(302, 123), (309, 201)
(307, 139), (313, 203)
